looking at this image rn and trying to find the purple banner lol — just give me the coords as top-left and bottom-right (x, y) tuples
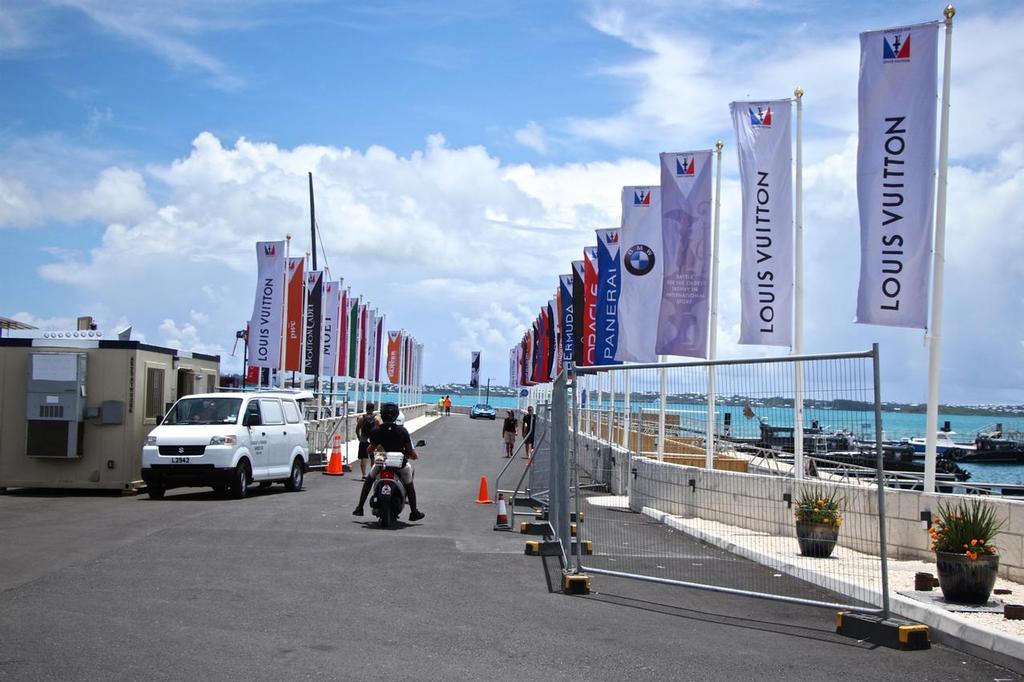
(657, 150), (713, 357)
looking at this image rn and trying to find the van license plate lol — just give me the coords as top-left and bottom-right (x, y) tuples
(171, 457), (190, 464)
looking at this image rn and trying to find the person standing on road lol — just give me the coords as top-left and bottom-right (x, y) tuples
(501, 410), (517, 458)
(443, 396), (452, 416)
(437, 396), (445, 414)
(356, 402), (380, 480)
(522, 406), (535, 459)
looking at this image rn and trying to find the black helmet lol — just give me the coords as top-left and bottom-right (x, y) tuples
(380, 402), (400, 424)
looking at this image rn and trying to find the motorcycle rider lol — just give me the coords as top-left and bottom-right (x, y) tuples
(352, 402), (425, 522)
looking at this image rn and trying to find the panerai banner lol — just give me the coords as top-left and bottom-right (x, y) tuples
(856, 22), (939, 329)
(730, 99), (793, 347)
(248, 240), (285, 369)
(594, 228), (621, 366)
(659, 150), (713, 358)
(617, 186), (663, 362)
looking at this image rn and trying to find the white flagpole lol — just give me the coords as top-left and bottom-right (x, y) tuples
(622, 369), (631, 450)
(793, 87), (806, 480)
(280, 234), (290, 388)
(706, 141), (724, 469)
(925, 5), (956, 494)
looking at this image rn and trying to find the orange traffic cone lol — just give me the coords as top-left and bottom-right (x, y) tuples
(494, 493), (509, 528)
(474, 476), (493, 504)
(323, 435), (344, 476)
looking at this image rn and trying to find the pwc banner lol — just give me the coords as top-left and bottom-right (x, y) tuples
(386, 330), (402, 383)
(320, 280), (341, 378)
(659, 150), (713, 358)
(594, 228), (622, 365)
(730, 99), (793, 347)
(303, 269), (323, 375)
(582, 247), (598, 366)
(618, 186), (663, 362)
(856, 22), (939, 329)
(248, 241), (286, 369)
(283, 257), (304, 372)
(559, 274), (574, 366)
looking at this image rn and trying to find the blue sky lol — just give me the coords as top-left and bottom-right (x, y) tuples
(2, 0), (1023, 403)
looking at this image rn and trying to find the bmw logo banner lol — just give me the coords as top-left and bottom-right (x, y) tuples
(617, 186), (663, 362)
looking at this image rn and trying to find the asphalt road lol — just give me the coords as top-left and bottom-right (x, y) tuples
(0, 414), (1018, 681)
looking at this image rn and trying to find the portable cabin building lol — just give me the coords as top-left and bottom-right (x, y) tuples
(0, 333), (219, 492)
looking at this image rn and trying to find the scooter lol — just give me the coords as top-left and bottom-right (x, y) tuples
(370, 452), (408, 528)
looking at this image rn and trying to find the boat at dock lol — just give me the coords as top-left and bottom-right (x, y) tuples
(946, 435), (1024, 464)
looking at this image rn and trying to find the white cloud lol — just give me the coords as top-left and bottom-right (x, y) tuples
(514, 121), (549, 155)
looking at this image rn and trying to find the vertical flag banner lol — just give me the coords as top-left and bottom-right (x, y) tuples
(594, 228), (622, 365)
(374, 315), (384, 382)
(856, 22), (939, 329)
(470, 351), (481, 388)
(582, 247), (598, 366)
(248, 241), (286, 370)
(559, 274), (574, 366)
(348, 298), (361, 377)
(659, 150), (713, 357)
(386, 330), (402, 383)
(546, 299), (556, 379)
(571, 260), (585, 365)
(320, 280), (341, 377)
(283, 257), (305, 372)
(337, 289), (349, 375)
(730, 99), (794, 347)
(618, 186), (663, 362)
(358, 304), (368, 379)
(303, 269), (323, 375)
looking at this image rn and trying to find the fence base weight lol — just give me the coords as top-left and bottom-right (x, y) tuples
(563, 574), (591, 595)
(519, 521), (550, 536)
(836, 612), (930, 651)
(525, 540), (593, 557)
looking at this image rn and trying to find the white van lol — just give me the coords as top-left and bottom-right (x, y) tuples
(141, 392), (309, 500)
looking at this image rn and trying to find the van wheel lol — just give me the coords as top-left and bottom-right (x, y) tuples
(231, 462), (250, 499)
(285, 458), (304, 492)
(147, 483), (165, 500)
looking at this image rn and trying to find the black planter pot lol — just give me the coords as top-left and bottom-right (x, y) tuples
(796, 520), (839, 558)
(935, 551), (999, 605)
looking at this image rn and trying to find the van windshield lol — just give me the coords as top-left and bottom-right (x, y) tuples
(165, 398), (242, 425)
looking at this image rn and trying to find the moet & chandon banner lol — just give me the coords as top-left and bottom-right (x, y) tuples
(856, 22), (939, 329)
(303, 270), (323, 375)
(617, 186), (663, 362)
(248, 241), (286, 369)
(320, 280), (341, 378)
(658, 150), (713, 357)
(594, 228), (621, 365)
(730, 99), (793, 347)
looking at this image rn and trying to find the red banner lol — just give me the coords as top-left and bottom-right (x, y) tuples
(283, 257), (304, 371)
(386, 331), (402, 383)
(583, 247), (598, 366)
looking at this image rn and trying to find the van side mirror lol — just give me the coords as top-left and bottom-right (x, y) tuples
(244, 412), (262, 427)
(415, 439), (426, 447)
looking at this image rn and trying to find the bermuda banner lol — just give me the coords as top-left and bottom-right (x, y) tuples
(730, 98), (794, 347)
(594, 228), (622, 365)
(386, 330), (402, 383)
(856, 22), (939, 329)
(248, 241), (286, 370)
(659, 150), (713, 357)
(348, 298), (361, 377)
(337, 289), (349, 375)
(583, 247), (598, 366)
(303, 269), (323, 375)
(320, 280), (341, 378)
(374, 315), (384, 381)
(571, 260), (585, 365)
(470, 351), (481, 388)
(283, 257), (304, 371)
(618, 186), (663, 362)
(559, 274), (574, 365)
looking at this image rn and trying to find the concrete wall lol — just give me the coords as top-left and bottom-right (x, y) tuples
(577, 430), (1024, 582)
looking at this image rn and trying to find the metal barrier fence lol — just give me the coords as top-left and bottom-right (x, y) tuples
(546, 348), (891, 616)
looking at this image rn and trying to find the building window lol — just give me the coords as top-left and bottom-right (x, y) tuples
(145, 367), (165, 419)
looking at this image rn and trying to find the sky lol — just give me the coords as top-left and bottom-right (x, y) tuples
(1, 0), (1022, 404)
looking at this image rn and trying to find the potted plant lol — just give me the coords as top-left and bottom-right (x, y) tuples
(794, 488), (844, 558)
(929, 499), (1004, 605)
